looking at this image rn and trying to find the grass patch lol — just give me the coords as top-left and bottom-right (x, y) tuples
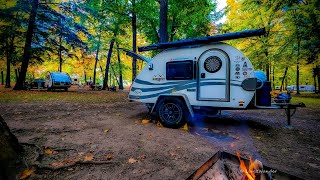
(291, 92), (320, 98)
(291, 96), (320, 108)
(1, 85), (318, 108)
(0, 86), (128, 104)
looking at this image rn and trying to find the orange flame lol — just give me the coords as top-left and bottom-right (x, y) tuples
(236, 152), (256, 180)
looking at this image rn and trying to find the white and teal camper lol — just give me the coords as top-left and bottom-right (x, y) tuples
(124, 29), (304, 128)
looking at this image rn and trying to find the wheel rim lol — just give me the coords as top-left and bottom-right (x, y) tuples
(159, 103), (183, 124)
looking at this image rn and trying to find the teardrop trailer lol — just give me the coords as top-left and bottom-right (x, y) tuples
(45, 72), (72, 91)
(124, 28), (305, 128)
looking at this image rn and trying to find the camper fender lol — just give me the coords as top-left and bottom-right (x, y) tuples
(151, 94), (194, 118)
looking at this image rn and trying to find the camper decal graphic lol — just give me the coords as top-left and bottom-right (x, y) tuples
(243, 62), (248, 68)
(130, 78), (243, 100)
(152, 74), (165, 81)
(134, 89), (142, 95)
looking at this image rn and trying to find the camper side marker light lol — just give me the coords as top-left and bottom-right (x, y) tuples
(149, 63), (153, 70)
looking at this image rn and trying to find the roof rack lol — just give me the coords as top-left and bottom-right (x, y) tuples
(138, 28), (265, 52)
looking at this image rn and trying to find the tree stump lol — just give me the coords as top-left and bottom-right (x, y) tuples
(0, 115), (23, 180)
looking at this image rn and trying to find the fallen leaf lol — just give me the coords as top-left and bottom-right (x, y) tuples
(141, 119), (150, 124)
(147, 133), (153, 140)
(104, 129), (110, 133)
(180, 123), (189, 131)
(156, 121), (163, 127)
(105, 154), (113, 160)
(84, 154), (94, 161)
(128, 158), (138, 164)
(134, 120), (139, 124)
(19, 169), (34, 180)
(44, 149), (55, 155)
(255, 136), (261, 140)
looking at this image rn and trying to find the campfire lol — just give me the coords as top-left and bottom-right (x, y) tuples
(187, 151), (303, 180)
(236, 152), (264, 180)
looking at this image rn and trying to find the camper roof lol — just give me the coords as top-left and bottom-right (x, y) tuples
(50, 72), (71, 82)
(138, 28), (265, 52)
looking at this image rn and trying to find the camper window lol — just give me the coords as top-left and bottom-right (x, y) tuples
(166, 60), (193, 80)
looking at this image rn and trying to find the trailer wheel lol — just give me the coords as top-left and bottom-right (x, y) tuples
(158, 98), (187, 129)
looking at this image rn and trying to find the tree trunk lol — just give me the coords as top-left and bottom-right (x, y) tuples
(264, 51), (270, 82)
(5, 38), (11, 88)
(1, 71), (4, 85)
(0, 115), (24, 180)
(314, 74), (317, 93)
(132, 0), (137, 82)
(280, 67), (288, 92)
(82, 53), (87, 84)
(314, 66), (319, 93)
(159, 0), (168, 43)
(110, 65), (120, 86)
(15, 69), (19, 83)
(99, 65), (103, 75)
(58, 33), (63, 72)
(102, 39), (115, 90)
(265, 63), (270, 81)
(296, 38), (300, 95)
(116, 42), (124, 90)
(6, 35), (15, 88)
(14, 0), (39, 90)
(317, 70), (320, 94)
(272, 64), (275, 89)
(169, 17), (176, 41)
(93, 34), (101, 85)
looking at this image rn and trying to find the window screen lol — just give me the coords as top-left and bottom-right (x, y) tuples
(166, 60), (193, 80)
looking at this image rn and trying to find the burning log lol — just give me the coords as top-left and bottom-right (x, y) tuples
(198, 159), (244, 180)
(236, 152), (268, 180)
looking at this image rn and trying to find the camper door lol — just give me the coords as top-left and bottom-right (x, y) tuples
(198, 49), (230, 101)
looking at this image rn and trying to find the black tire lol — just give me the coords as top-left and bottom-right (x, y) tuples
(47, 86), (51, 91)
(157, 98), (188, 129)
(64, 88), (68, 92)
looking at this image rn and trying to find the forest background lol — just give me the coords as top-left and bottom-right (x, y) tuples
(0, 0), (319, 92)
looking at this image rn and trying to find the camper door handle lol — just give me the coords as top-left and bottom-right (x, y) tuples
(201, 73), (205, 78)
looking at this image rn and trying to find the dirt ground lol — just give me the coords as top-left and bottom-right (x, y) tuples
(1, 88), (319, 180)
